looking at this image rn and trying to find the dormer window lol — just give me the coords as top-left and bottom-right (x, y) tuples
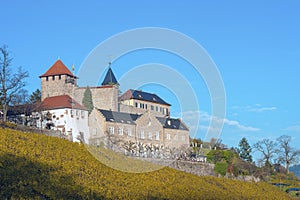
(167, 120), (171, 126)
(153, 97), (156, 101)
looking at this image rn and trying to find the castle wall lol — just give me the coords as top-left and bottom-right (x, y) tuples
(135, 112), (164, 146)
(74, 85), (119, 111)
(163, 129), (190, 149)
(41, 75), (76, 101)
(40, 108), (89, 143)
(88, 108), (106, 145)
(88, 109), (137, 146)
(89, 109), (190, 149)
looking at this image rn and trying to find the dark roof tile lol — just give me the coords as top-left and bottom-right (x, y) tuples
(156, 117), (189, 130)
(98, 109), (140, 125)
(120, 89), (171, 106)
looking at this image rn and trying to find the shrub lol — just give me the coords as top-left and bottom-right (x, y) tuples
(215, 162), (228, 176)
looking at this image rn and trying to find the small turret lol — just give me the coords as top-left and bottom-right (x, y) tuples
(101, 63), (119, 86)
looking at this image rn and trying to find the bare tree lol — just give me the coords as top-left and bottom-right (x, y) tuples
(276, 135), (300, 174)
(0, 45), (29, 122)
(253, 138), (277, 167)
(11, 89), (28, 106)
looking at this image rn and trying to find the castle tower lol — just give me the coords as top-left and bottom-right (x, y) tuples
(39, 59), (78, 101)
(101, 64), (119, 86)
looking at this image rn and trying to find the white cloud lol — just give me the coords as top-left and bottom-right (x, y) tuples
(247, 106), (277, 112)
(182, 110), (260, 132)
(223, 118), (260, 131)
(284, 125), (300, 132)
(231, 105), (277, 113)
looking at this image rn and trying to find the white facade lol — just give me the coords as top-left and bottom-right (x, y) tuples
(38, 108), (89, 143)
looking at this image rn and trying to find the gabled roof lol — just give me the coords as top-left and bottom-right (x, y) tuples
(156, 117), (189, 130)
(40, 95), (86, 110)
(39, 59), (77, 78)
(120, 89), (171, 106)
(101, 67), (118, 85)
(98, 109), (141, 125)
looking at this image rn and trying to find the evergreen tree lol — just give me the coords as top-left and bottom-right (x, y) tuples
(82, 86), (93, 114)
(29, 89), (41, 104)
(237, 137), (253, 162)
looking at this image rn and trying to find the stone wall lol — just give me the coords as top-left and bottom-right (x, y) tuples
(74, 85), (119, 111)
(169, 160), (215, 176)
(41, 75), (76, 101)
(163, 129), (190, 149)
(135, 111), (164, 146)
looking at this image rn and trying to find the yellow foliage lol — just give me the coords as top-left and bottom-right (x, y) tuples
(0, 128), (293, 199)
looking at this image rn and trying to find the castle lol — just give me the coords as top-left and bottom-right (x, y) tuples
(39, 59), (189, 149)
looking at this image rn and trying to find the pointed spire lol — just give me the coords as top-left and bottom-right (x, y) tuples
(101, 63), (119, 86)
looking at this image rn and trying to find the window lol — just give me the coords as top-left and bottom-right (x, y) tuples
(108, 127), (114, 134)
(166, 134), (171, 140)
(174, 134), (178, 141)
(52, 75), (55, 80)
(127, 128), (132, 137)
(46, 77), (48, 81)
(155, 131), (159, 140)
(156, 106), (158, 111)
(160, 107), (163, 112)
(76, 110), (79, 116)
(148, 132), (152, 140)
(181, 135), (186, 141)
(140, 131), (144, 139)
(118, 128), (123, 135)
(59, 75), (61, 80)
(166, 108), (169, 116)
(135, 102), (138, 108)
(145, 104), (148, 109)
(151, 105), (154, 110)
(81, 111), (85, 118)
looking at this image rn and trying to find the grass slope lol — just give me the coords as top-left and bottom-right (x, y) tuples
(0, 128), (292, 199)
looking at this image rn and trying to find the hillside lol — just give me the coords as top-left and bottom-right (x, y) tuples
(0, 128), (293, 199)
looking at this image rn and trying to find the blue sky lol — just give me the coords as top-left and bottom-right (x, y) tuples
(1, 1), (299, 161)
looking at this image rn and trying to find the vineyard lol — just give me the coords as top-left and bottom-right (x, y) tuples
(0, 128), (293, 199)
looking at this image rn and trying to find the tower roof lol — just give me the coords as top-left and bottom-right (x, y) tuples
(39, 59), (77, 78)
(101, 67), (118, 86)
